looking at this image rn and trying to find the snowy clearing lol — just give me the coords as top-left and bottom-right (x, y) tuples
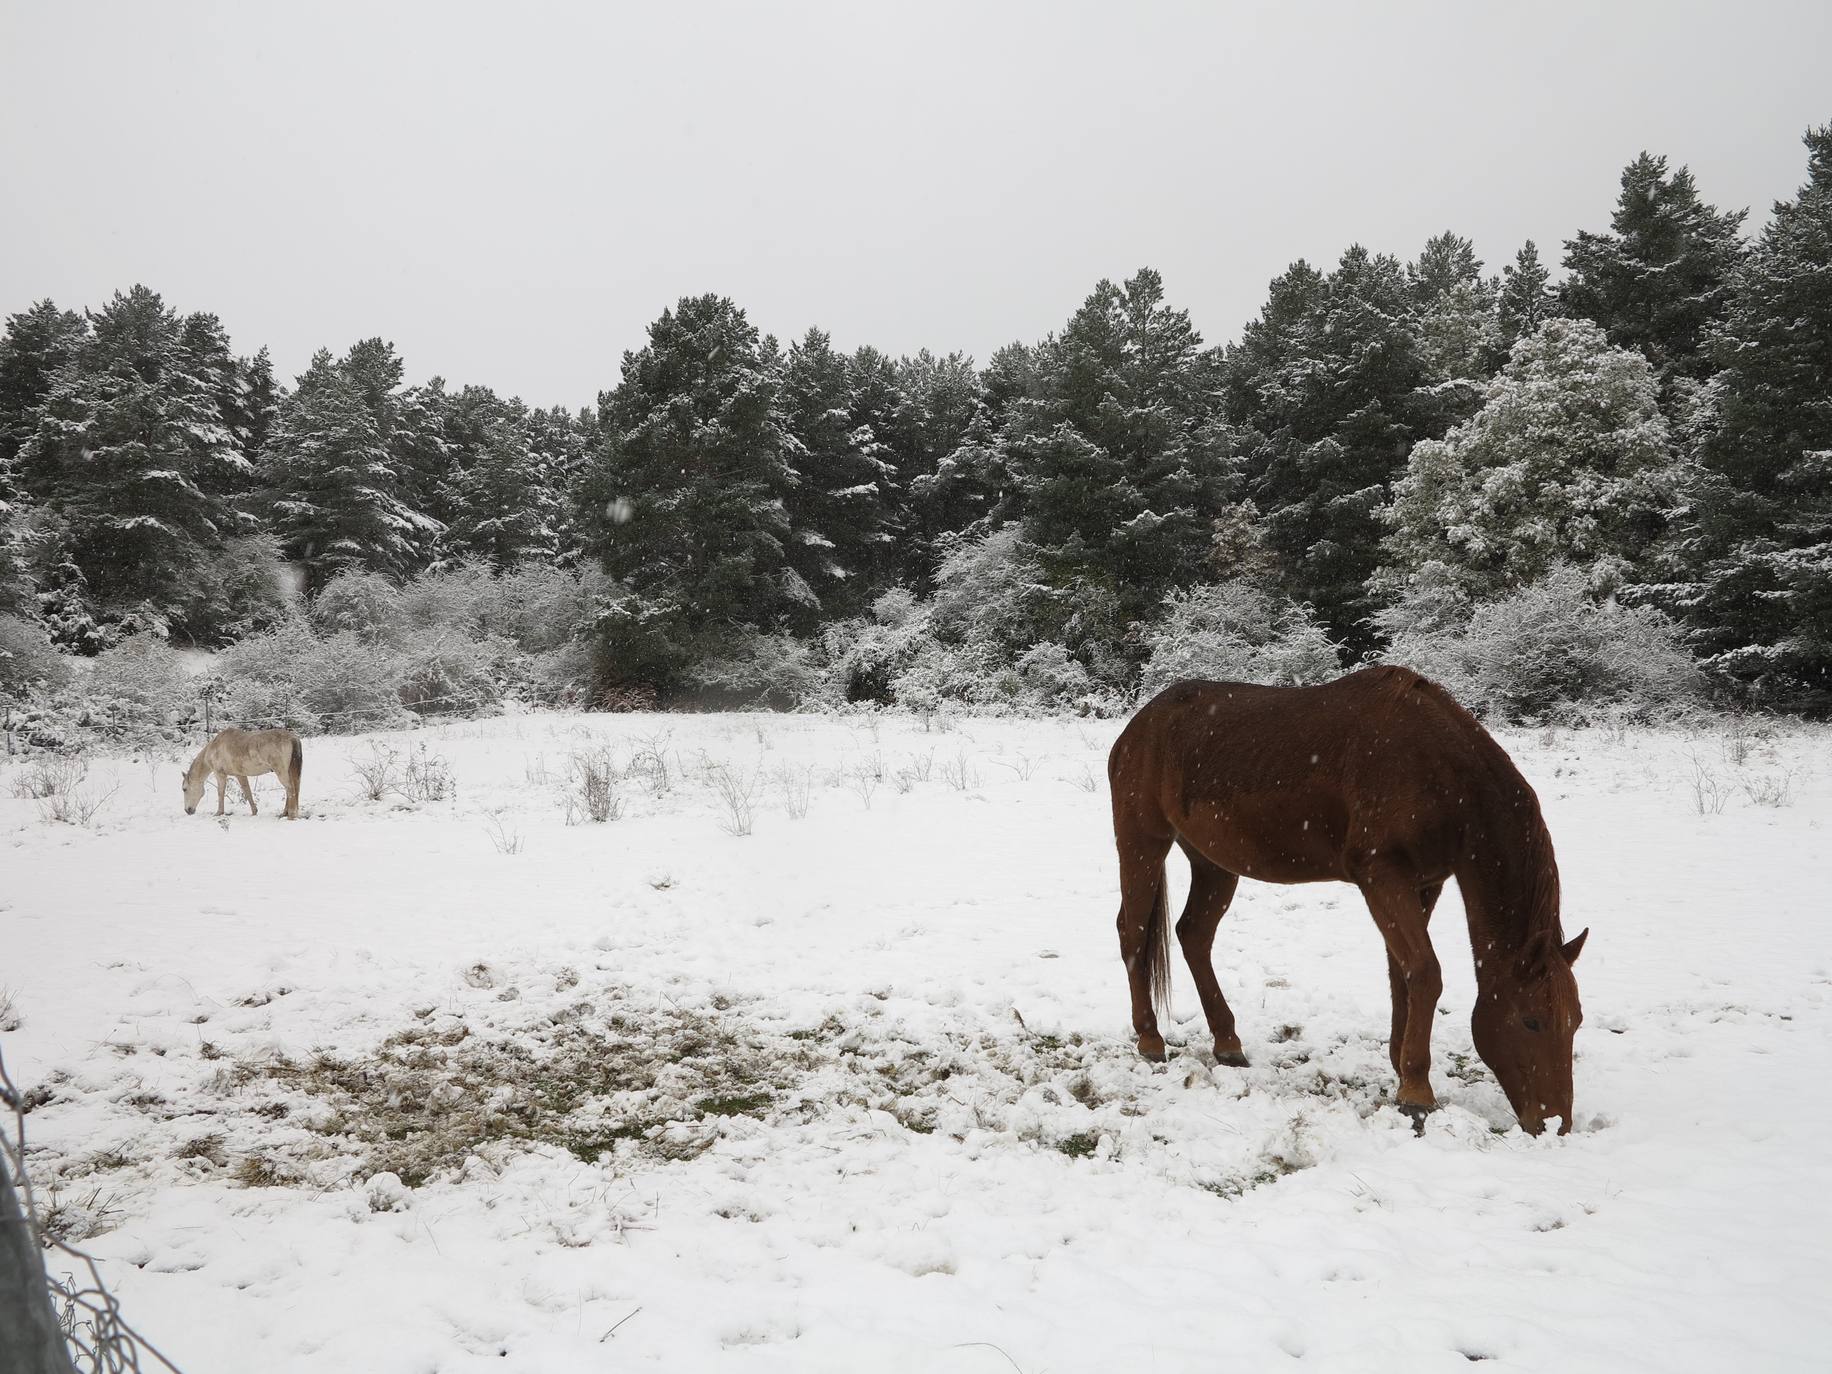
(4, 711), (1831, 1372)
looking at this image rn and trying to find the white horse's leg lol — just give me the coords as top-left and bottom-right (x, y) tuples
(239, 776), (257, 815)
(214, 772), (226, 816)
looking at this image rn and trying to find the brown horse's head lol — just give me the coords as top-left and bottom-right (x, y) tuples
(1471, 928), (1588, 1135)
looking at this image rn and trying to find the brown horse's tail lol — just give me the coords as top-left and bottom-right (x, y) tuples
(1144, 865), (1172, 1019)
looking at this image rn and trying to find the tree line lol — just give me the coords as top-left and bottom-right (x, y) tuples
(2, 124), (1829, 715)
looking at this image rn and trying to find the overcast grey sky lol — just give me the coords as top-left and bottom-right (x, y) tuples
(3, 0), (1828, 409)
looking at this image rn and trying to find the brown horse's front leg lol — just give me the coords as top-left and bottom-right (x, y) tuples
(1363, 865), (1443, 1118)
(1386, 882), (1443, 1077)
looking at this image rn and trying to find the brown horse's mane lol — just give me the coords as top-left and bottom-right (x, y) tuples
(1391, 668), (1565, 960)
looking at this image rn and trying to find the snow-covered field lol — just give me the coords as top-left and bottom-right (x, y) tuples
(4, 710), (1831, 1372)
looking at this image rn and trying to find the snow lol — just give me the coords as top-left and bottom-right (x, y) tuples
(4, 712), (1831, 1372)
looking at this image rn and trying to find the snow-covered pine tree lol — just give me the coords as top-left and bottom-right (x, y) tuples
(444, 400), (569, 570)
(1226, 247), (1427, 652)
(1676, 125), (1832, 705)
(227, 346), (281, 465)
(781, 329), (897, 619)
(582, 294), (801, 692)
(1497, 241), (1557, 348)
(1562, 153), (1746, 388)
(264, 349), (435, 592)
(1004, 268), (1232, 628)
(892, 349), (989, 588)
(19, 287), (248, 638)
(0, 301), (89, 474)
(1408, 232), (1504, 432)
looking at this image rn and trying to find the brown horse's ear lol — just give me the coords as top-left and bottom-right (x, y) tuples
(1561, 928), (1589, 965)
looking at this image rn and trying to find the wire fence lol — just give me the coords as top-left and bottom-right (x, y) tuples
(4, 683), (517, 758)
(1, 1048), (185, 1374)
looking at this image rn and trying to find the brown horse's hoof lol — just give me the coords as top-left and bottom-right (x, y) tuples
(1137, 1040), (1167, 1063)
(1214, 1050), (1250, 1068)
(1398, 1103), (1433, 1136)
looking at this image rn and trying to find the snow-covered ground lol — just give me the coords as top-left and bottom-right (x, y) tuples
(4, 710), (1830, 1372)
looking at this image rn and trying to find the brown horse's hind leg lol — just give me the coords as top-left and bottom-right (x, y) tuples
(1115, 822), (1175, 1062)
(1386, 881), (1443, 1077)
(238, 776), (257, 815)
(1174, 841), (1247, 1066)
(1361, 862), (1443, 1118)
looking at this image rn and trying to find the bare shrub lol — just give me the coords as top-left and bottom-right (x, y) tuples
(33, 759), (118, 826)
(351, 742), (402, 801)
(706, 760), (758, 837)
(1686, 753), (1730, 815)
(846, 762), (881, 810)
(1067, 764), (1099, 793)
(0, 987), (19, 1032)
(993, 751), (1042, 781)
(567, 746), (622, 823)
(940, 750), (979, 792)
(13, 755), (80, 800)
(482, 810), (524, 855)
(1743, 769), (1796, 808)
(399, 743), (456, 803)
(776, 763), (814, 820)
(629, 731), (673, 797)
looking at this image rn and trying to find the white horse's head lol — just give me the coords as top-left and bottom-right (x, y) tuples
(182, 759), (207, 814)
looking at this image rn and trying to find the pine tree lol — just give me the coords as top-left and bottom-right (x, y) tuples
(264, 350), (433, 591)
(894, 349), (990, 586)
(781, 329), (897, 618)
(442, 392), (570, 570)
(1409, 232), (1504, 430)
(1498, 241), (1557, 348)
(1562, 153), (1746, 386)
(582, 295), (800, 690)
(19, 287), (248, 633)
(1678, 125), (1832, 703)
(228, 346), (281, 462)
(0, 301), (89, 473)
(1003, 268), (1232, 627)
(1226, 248), (1427, 651)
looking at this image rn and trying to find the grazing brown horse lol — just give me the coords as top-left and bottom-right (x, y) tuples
(1108, 666), (1587, 1135)
(183, 728), (303, 819)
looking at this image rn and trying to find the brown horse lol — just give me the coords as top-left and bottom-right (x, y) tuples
(1108, 666), (1587, 1135)
(183, 728), (303, 819)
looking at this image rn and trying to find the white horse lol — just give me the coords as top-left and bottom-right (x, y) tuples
(182, 728), (303, 818)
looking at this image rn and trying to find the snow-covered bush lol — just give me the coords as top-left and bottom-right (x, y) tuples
(822, 589), (934, 703)
(1138, 583), (1343, 696)
(298, 631), (411, 730)
(217, 619), (408, 733)
(84, 635), (194, 728)
(1385, 564), (1705, 723)
(1374, 317), (1685, 604)
(309, 570), (405, 643)
(0, 614), (70, 699)
(475, 561), (604, 654)
(395, 563), (493, 642)
(927, 525), (1064, 653)
(690, 631), (837, 709)
(397, 632), (507, 717)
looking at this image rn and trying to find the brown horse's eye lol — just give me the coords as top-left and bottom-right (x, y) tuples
(1522, 1017), (1543, 1033)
